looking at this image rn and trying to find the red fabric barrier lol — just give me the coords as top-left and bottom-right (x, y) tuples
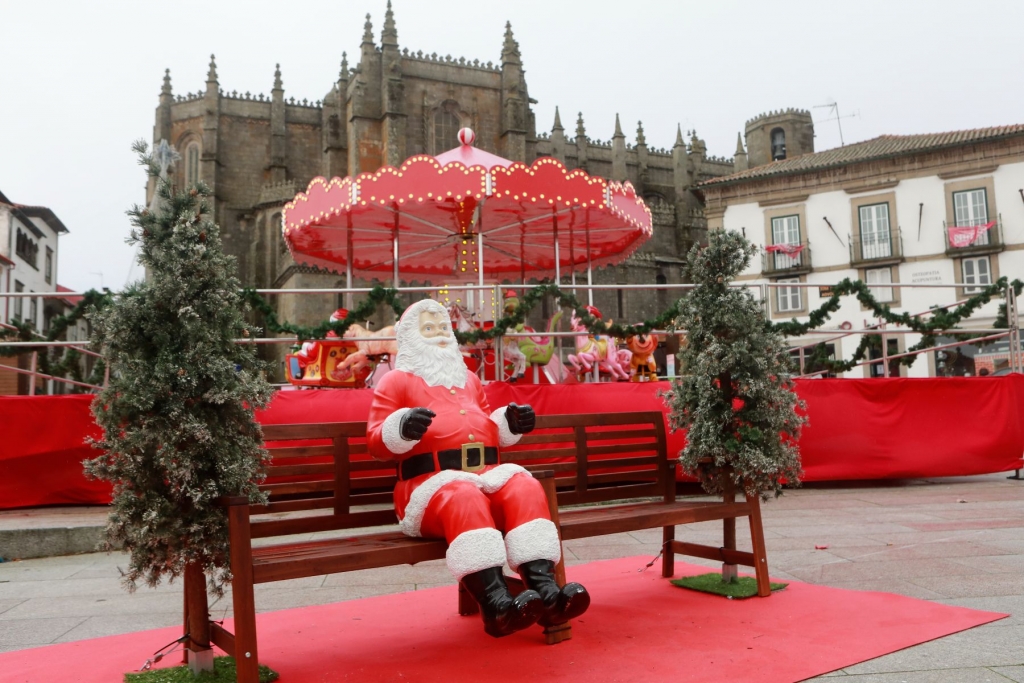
(2, 377), (1022, 509)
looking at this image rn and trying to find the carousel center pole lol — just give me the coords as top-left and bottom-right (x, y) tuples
(586, 213), (597, 383)
(392, 209), (400, 289)
(346, 214), (354, 310)
(553, 211), (562, 378)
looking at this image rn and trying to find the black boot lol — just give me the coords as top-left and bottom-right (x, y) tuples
(460, 567), (544, 638)
(517, 559), (591, 627)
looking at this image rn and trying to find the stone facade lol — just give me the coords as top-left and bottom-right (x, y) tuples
(150, 4), (782, 376)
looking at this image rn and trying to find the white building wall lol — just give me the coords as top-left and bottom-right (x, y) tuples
(724, 161), (1024, 378)
(5, 213), (60, 333)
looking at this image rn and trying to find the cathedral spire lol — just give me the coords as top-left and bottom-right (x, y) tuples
(340, 52), (349, 80)
(362, 13), (375, 46)
(501, 21), (521, 64)
(636, 120), (646, 146)
(576, 112), (586, 139)
(382, 1), (398, 46)
(206, 54), (218, 85)
(613, 113), (624, 138)
(552, 106), (563, 132)
(273, 63), (283, 92)
(735, 132), (746, 155)
(161, 68), (173, 97)
(674, 124), (685, 148)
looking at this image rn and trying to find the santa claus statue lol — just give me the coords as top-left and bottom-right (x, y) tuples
(368, 298), (589, 637)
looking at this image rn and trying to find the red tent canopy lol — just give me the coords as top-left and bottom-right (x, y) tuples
(283, 128), (652, 284)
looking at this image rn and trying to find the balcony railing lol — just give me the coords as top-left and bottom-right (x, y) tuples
(762, 243), (812, 276)
(944, 217), (1004, 257)
(850, 228), (904, 266)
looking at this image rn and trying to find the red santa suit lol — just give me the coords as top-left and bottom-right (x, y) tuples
(367, 332), (561, 581)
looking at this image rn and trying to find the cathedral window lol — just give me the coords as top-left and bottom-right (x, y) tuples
(185, 142), (201, 186)
(433, 101), (462, 154)
(770, 128), (787, 161)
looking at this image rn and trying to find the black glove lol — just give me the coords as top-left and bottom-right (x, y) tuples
(505, 403), (536, 435)
(400, 407), (435, 441)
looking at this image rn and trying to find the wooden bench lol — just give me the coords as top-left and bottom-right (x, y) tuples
(185, 411), (770, 683)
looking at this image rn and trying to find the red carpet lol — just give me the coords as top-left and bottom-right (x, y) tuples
(2, 557), (1006, 683)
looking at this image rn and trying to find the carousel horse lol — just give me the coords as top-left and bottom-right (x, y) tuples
(447, 301), (527, 381)
(502, 290), (563, 366)
(626, 333), (659, 382)
(330, 322), (398, 384)
(566, 311), (632, 381)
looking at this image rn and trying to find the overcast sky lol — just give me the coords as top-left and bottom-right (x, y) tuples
(3, 0), (1022, 292)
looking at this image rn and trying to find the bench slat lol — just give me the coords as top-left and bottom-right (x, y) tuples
(560, 500), (753, 539)
(251, 509), (397, 539)
(266, 463), (334, 477)
(252, 534), (447, 583)
(584, 427), (658, 441)
(584, 442), (659, 457)
(501, 447), (579, 461)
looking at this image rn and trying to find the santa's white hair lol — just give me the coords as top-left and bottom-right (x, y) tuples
(394, 299), (468, 389)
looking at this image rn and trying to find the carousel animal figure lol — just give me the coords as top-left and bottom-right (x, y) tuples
(566, 307), (632, 381)
(626, 333), (659, 382)
(330, 322), (399, 383)
(448, 301), (527, 382)
(502, 290), (563, 367)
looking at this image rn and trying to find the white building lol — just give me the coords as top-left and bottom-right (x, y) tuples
(0, 189), (70, 394)
(701, 125), (1024, 378)
(0, 189), (68, 333)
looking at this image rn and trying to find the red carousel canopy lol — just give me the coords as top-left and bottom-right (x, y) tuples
(283, 128), (652, 283)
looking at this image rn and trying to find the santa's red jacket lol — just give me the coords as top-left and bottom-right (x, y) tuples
(367, 368), (526, 536)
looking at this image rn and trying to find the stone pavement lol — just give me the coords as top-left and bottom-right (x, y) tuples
(1, 473), (1021, 682)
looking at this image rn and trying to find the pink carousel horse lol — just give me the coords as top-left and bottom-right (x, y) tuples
(566, 308), (632, 381)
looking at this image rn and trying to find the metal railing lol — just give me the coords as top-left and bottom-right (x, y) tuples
(849, 229), (903, 265)
(761, 243), (812, 276)
(943, 217), (1004, 256)
(1, 279), (1021, 393)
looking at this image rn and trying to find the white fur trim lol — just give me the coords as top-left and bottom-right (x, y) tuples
(490, 406), (523, 447)
(478, 464), (531, 494)
(446, 528), (508, 580)
(504, 518), (562, 572)
(382, 408), (418, 455)
(398, 469), (482, 537)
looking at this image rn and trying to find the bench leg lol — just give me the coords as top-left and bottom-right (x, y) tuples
(184, 563), (214, 675)
(662, 525), (675, 578)
(746, 493), (772, 597)
(227, 504), (260, 683)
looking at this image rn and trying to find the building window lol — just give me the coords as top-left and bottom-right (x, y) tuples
(14, 280), (23, 320)
(770, 215), (802, 269)
(858, 203), (892, 259)
(770, 127), (787, 161)
(790, 342), (838, 377)
(45, 247), (53, 284)
(864, 267), (893, 303)
(28, 293), (36, 326)
(776, 277), (802, 313)
(961, 256), (991, 294)
(869, 338), (901, 378)
(952, 188), (990, 246)
(185, 142), (200, 186)
(433, 102), (461, 155)
(15, 229), (39, 269)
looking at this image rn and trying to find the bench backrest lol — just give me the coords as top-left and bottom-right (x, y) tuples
(251, 411), (672, 540)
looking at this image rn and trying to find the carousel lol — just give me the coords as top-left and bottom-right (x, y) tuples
(281, 128), (655, 388)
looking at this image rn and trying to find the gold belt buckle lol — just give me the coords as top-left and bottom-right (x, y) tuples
(461, 443), (486, 472)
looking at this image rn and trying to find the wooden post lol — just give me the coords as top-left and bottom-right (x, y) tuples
(184, 562), (214, 674)
(746, 492), (772, 597)
(721, 476), (738, 583)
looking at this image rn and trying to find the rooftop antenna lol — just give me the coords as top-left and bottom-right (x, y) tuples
(814, 100), (858, 146)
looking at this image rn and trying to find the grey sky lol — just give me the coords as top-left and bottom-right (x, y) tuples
(2, 0), (1022, 292)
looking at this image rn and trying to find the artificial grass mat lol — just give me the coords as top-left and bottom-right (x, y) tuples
(671, 572), (788, 599)
(124, 657), (278, 683)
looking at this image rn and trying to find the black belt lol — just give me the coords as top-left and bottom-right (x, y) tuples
(399, 445), (498, 481)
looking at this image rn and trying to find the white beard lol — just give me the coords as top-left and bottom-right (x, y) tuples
(395, 332), (468, 389)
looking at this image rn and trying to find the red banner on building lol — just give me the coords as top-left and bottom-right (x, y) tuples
(947, 221), (995, 248)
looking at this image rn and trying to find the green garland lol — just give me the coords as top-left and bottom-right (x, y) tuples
(241, 284), (406, 343)
(778, 277), (1023, 374)
(0, 289), (113, 391)
(243, 282), (682, 345)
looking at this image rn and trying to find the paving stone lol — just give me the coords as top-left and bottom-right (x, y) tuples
(907, 573), (1024, 599)
(54, 612), (181, 643)
(0, 599), (25, 616)
(0, 591), (182, 620)
(0, 616), (87, 645)
(840, 623), (1024, 674)
(991, 666), (1024, 682)
(808, 667), (1021, 682)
